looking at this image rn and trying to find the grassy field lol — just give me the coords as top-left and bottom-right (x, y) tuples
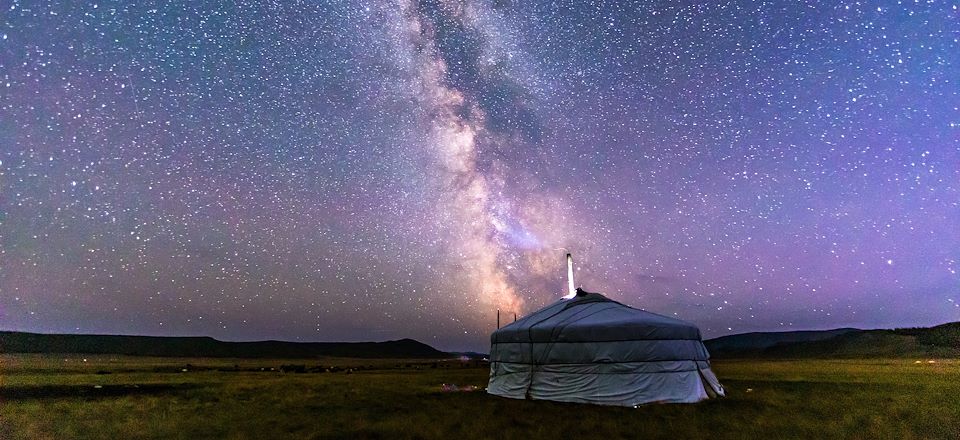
(2, 355), (959, 439)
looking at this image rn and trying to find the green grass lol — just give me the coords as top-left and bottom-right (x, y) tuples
(2, 355), (959, 439)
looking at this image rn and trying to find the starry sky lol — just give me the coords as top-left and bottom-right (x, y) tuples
(1, 0), (958, 351)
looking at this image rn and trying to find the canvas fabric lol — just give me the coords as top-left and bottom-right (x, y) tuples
(487, 292), (724, 406)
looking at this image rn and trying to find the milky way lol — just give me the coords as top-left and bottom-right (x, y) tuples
(1, 0), (958, 350)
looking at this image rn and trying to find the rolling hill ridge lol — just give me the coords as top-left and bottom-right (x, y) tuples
(4, 321), (959, 360)
(0, 331), (448, 359)
(705, 322), (960, 358)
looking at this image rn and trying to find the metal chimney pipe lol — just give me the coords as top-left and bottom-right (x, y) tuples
(566, 253), (575, 297)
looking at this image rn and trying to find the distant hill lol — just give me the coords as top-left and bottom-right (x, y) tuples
(705, 328), (861, 357)
(705, 322), (960, 359)
(0, 331), (448, 359)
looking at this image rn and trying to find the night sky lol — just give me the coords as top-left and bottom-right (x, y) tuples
(2, 0), (958, 351)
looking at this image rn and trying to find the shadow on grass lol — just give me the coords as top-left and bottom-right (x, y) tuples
(0, 383), (203, 400)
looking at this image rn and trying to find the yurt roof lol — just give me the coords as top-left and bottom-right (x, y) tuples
(492, 288), (702, 343)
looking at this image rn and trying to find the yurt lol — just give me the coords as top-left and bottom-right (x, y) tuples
(487, 256), (724, 406)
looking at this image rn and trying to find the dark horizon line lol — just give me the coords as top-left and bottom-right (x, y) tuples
(3, 318), (956, 349)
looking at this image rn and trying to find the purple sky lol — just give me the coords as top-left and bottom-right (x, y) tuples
(1, 0), (958, 350)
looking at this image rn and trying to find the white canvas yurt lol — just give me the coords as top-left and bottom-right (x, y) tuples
(487, 258), (724, 406)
